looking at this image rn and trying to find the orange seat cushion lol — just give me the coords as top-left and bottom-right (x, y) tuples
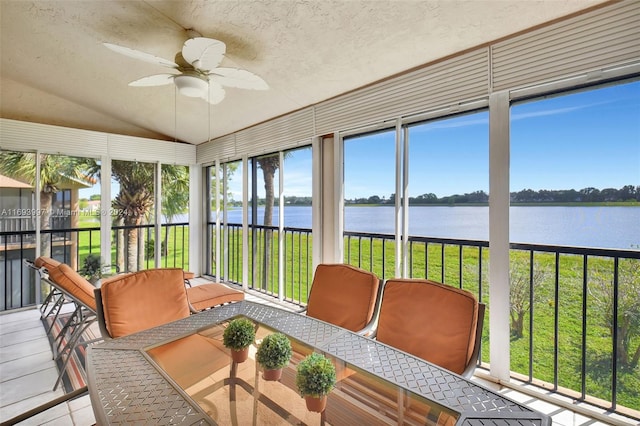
(100, 268), (190, 338)
(376, 279), (478, 375)
(34, 256), (61, 271)
(186, 283), (244, 311)
(183, 271), (195, 280)
(306, 264), (380, 332)
(48, 263), (97, 311)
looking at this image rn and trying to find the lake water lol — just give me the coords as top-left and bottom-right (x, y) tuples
(217, 205), (640, 251)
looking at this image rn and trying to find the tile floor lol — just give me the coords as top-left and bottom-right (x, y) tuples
(0, 279), (637, 425)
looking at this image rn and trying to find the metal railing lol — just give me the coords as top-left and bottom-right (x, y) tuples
(3, 221), (638, 418)
(209, 223), (639, 419)
(0, 222), (189, 311)
(208, 222), (313, 305)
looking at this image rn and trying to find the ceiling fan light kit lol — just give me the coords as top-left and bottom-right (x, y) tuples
(104, 36), (267, 104)
(174, 75), (209, 97)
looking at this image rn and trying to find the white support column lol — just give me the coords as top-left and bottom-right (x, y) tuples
(34, 151), (42, 305)
(394, 119), (405, 278)
(100, 156), (111, 274)
(278, 151), (285, 301)
(222, 161), (228, 283)
(402, 125), (410, 278)
(489, 90), (511, 381)
(214, 160), (221, 283)
(154, 162), (162, 268)
(189, 163), (203, 276)
(333, 132), (344, 263)
(242, 156), (249, 290)
(311, 136), (323, 269)
(35, 151), (41, 259)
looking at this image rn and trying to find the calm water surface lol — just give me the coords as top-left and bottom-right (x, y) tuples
(222, 206), (639, 250)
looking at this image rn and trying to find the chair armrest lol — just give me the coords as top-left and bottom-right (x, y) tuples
(356, 278), (385, 337)
(356, 321), (377, 337)
(461, 302), (485, 378)
(93, 287), (112, 340)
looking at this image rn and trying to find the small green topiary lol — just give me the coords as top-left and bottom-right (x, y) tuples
(79, 253), (104, 283)
(256, 333), (293, 370)
(222, 318), (256, 350)
(295, 352), (336, 398)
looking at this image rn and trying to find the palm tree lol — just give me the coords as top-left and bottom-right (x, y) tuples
(161, 165), (189, 258)
(110, 160), (154, 272)
(256, 154), (280, 290)
(0, 151), (92, 257)
(109, 161), (190, 272)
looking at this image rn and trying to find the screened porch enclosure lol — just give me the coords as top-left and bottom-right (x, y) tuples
(1, 1), (639, 423)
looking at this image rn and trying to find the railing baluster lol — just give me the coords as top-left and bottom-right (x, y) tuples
(458, 245), (463, 289)
(611, 256), (619, 410)
(529, 249), (534, 382)
(554, 251), (560, 391)
(581, 254), (588, 401)
(441, 243), (445, 283)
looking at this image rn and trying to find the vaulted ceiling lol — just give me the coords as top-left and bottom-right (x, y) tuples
(0, 0), (608, 146)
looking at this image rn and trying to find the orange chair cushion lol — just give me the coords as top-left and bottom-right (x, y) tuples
(376, 279), (478, 375)
(99, 268), (190, 338)
(34, 256), (61, 271)
(186, 283), (244, 311)
(48, 263), (97, 311)
(306, 264), (380, 332)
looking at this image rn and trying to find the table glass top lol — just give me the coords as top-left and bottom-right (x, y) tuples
(146, 314), (460, 425)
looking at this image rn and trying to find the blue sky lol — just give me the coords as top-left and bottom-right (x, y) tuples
(342, 80), (639, 199)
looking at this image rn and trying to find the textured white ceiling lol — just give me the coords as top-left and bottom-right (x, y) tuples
(0, 0), (607, 145)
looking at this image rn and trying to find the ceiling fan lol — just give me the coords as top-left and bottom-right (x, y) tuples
(103, 36), (268, 104)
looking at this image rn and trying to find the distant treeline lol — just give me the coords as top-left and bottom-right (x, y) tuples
(349, 185), (640, 205)
(235, 185), (639, 206)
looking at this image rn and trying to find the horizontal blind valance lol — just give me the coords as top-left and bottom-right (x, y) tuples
(234, 107), (315, 157)
(197, 134), (236, 163)
(492, 1), (640, 91)
(314, 49), (489, 136)
(1, 118), (195, 164)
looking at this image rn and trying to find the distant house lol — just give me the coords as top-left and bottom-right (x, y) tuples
(0, 173), (94, 309)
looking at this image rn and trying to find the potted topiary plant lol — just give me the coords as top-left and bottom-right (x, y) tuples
(295, 352), (336, 413)
(222, 317), (256, 363)
(79, 253), (104, 284)
(256, 332), (293, 381)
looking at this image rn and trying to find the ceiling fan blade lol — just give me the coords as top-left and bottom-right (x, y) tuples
(103, 42), (178, 69)
(183, 37), (226, 71)
(129, 74), (176, 87)
(199, 81), (226, 104)
(209, 68), (268, 90)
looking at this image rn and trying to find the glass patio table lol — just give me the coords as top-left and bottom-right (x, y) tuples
(87, 301), (550, 425)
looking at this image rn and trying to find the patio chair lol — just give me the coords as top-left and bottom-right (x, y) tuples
(304, 263), (382, 335)
(94, 268), (191, 339)
(45, 263), (103, 390)
(26, 256), (65, 328)
(374, 278), (485, 378)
